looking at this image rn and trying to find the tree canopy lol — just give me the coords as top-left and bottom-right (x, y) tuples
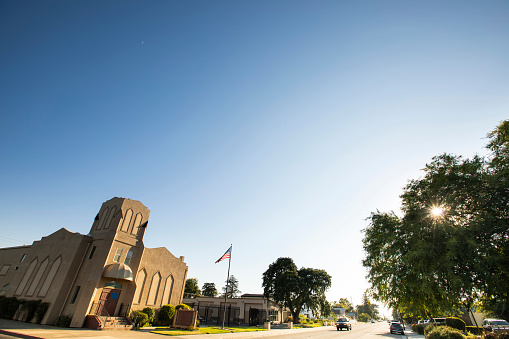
(332, 298), (354, 313)
(262, 257), (331, 323)
(184, 278), (201, 296)
(201, 282), (218, 297)
(362, 120), (509, 320)
(356, 292), (379, 320)
(222, 275), (241, 298)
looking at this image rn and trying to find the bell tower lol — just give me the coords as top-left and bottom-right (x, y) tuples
(89, 197), (150, 242)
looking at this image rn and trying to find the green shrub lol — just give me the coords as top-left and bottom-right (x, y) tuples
(129, 310), (148, 328)
(55, 314), (73, 327)
(23, 300), (41, 323)
(446, 317), (466, 332)
(158, 304), (175, 325)
(465, 326), (484, 335)
(34, 302), (49, 324)
(141, 307), (155, 324)
(413, 324), (426, 334)
(358, 313), (370, 322)
(0, 296), (22, 320)
(175, 303), (191, 310)
(426, 325), (466, 339)
(485, 331), (509, 339)
(425, 324), (436, 336)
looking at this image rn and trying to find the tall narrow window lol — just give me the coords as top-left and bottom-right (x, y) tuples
(70, 286), (81, 304)
(88, 246), (96, 259)
(113, 248), (122, 263)
(147, 272), (161, 306)
(162, 275), (174, 305)
(15, 258), (37, 295)
(26, 258), (48, 296)
(121, 209), (133, 232)
(20, 254), (26, 262)
(124, 251), (133, 266)
(96, 207), (109, 230)
(104, 206), (116, 229)
(131, 213), (143, 235)
(38, 257), (61, 297)
(133, 269), (146, 304)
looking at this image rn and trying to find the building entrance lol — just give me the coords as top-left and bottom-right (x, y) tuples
(97, 288), (121, 316)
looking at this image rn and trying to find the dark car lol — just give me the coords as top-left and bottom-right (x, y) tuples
(390, 322), (405, 335)
(336, 317), (352, 331)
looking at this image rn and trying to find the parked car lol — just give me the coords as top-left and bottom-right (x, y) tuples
(390, 322), (405, 335)
(483, 319), (509, 332)
(433, 318), (446, 326)
(336, 317), (352, 331)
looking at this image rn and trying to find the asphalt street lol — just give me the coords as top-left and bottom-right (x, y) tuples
(275, 321), (405, 338)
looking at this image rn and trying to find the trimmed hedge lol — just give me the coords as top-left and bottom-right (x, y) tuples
(445, 317), (466, 332)
(465, 326), (484, 335)
(485, 331), (509, 339)
(426, 326), (466, 339)
(412, 324), (425, 335)
(0, 296), (49, 324)
(55, 314), (73, 327)
(158, 304), (175, 325)
(0, 296), (22, 320)
(129, 310), (148, 328)
(141, 307), (155, 324)
(175, 303), (192, 310)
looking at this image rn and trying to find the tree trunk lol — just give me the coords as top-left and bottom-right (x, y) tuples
(292, 310), (300, 324)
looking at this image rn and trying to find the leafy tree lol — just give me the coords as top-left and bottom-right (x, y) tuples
(222, 275), (241, 298)
(362, 120), (509, 320)
(356, 292), (379, 319)
(201, 282), (218, 297)
(333, 298), (354, 313)
(184, 278), (201, 296)
(358, 313), (370, 322)
(262, 257), (331, 324)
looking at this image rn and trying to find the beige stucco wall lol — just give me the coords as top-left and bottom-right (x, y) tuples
(0, 229), (92, 325)
(0, 197), (188, 328)
(133, 247), (188, 310)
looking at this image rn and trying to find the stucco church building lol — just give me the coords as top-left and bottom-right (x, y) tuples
(0, 197), (188, 328)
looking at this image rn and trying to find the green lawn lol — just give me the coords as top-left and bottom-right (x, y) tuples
(152, 326), (267, 336)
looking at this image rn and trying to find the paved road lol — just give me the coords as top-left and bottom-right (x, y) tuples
(275, 321), (406, 338)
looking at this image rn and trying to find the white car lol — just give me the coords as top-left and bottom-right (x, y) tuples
(483, 319), (509, 332)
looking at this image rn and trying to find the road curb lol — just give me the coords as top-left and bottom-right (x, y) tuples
(0, 329), (45, 339)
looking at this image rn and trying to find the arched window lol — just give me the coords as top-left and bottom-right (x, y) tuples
(38, 257), (61, 297)
(131, 213), (143, 235)
(104, 206), (116, 229)
(133, 269), (146, 304)
(162, 275), (174, 305)
(26, 257), (49, 296)
(121, 209), (133, 232)
(15, 258), (37, 295)
(147, 272), (161, 306)
(96, 207), (109, 230)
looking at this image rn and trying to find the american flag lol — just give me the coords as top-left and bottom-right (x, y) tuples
(215, 246), (232, 263)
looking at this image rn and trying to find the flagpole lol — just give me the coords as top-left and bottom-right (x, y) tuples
(222, 245), (232, 329)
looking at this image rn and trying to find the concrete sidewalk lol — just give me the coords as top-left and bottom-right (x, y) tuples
(404, 327), (425, 339)
(0, 319), (335, 339)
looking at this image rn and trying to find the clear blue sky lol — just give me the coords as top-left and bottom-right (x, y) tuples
(1, 1), (508, 312)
